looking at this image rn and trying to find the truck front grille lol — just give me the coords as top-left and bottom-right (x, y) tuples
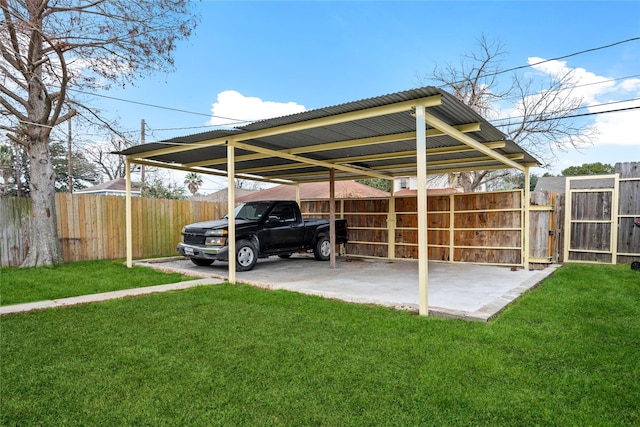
(184, 234), (205, 245)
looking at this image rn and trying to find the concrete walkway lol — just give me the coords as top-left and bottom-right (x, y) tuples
(0, 278), (222, 316)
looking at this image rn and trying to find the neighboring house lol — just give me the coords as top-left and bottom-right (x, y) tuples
(75, 178), (141, 196)
(236, 181), (389, 202)
(534, 176), (616, 193)
(394, 175), (463, 194)
(200, 188), (258, 202)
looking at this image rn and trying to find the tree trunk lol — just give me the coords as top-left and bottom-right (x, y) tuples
(20, 137), (63, 267)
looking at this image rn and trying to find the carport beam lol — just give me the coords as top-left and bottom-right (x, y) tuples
(416, 105), (429, 316)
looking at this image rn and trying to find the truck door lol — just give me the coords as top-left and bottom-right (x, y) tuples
(265, 203), (305, 251)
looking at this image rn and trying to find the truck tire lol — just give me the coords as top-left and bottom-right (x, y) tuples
(190, 258), (214, 266)
(313, 235), (331, 261)
(236, 239), (258, 271)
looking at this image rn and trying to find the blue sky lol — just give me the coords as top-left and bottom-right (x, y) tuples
(92, 1), (640, 192)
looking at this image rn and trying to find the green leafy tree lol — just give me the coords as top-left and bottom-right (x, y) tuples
(50, 142), (101, 192)
(0, 143), (13, 195)
(356, 178), (391, 192)
(0, 0), (198, 266)
(142, 177), (185, 200)
(561, 162), (615, 176)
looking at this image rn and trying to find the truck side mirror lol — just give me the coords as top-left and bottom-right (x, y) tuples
(267, 215), (280, 223)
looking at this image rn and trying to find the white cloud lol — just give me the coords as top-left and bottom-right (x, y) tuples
(528, 57), (614, 104)
(527, 57), (640, 147)
(208, 90), (306, 127)
(589, 98), (640, 146)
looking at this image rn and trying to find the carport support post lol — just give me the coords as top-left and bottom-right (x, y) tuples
(523, 166), (530, 270)
(329, 168), (336, 269)
(416, 105), (429, 316)
(125, 158), (133, 268)
(227, 142), (236, 283)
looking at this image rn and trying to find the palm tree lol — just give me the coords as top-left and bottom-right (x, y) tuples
(184, 172), (203, 196)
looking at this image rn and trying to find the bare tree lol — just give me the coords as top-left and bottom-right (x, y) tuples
(84, 136), (132, 181)
(235, 178), (263, 191)
(0, 0), (198, 266)
(431, 35), (511, 120)
(425, 35), (595, 191)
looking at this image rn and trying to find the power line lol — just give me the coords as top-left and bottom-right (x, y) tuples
(68, 88), (246, 124)
(438, 37), (640, 88)
(66, 37), (639, 128)
(493, 105), (640, 129)
(491, 74), (640, 106)
(491, 97), (640, 125)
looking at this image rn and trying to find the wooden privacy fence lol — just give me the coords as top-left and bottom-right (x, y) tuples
(2, 190), (558, 268)
(302, 190), (555, 268)
(1, 194), (225, 267)
(562, 163), (640, 264)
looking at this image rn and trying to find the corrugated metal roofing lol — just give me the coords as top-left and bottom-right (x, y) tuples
(116, 86), (539, 183)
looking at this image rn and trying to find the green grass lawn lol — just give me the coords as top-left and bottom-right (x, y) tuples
(1, 263), (639, 425)
(0, 260), (191, 306)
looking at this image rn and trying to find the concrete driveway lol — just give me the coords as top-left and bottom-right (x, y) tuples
(137, 255), (559, 321)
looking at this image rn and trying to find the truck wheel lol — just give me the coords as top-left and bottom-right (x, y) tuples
(190, 258), (214, 267)
(236, 239), (258, 271)
(313, 236), (331, 261)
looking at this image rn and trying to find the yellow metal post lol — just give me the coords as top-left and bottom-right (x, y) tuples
(387, 186), (396, 259)
(125, 159), (133, 268)
(523, 166), (530, 269)
(227, 142), (236, 283)
(416, 105), (429, 316)
(329, 168), (336, 269)
(612, 173), (620, 265)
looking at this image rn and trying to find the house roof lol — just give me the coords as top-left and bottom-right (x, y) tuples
(200, 187), (258, 202)
(534, 176), (566, 193)
(236, 181), (389, 202)
(534, 175), (619, 194)
(116, 86), (539, 185)
(76, 178), (141, 194)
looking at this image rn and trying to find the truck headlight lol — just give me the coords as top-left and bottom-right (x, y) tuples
(205, 229), (228, 237)
(205, 237), (226, 246)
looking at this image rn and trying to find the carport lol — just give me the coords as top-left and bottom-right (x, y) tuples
(117, 86), (539, 316)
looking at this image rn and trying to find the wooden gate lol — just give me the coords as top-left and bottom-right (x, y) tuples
(563, 175), (619, 264)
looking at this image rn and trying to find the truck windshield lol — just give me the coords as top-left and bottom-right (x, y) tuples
(233, 202), (271, 220)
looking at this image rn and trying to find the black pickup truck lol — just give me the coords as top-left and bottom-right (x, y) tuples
(177, 200), (348, 271)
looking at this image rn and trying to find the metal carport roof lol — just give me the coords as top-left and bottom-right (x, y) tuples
(118, 86), (537, 183)
(117, 86), (539, 316)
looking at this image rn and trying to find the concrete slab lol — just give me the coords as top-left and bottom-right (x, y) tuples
(134, 256), (559, 321)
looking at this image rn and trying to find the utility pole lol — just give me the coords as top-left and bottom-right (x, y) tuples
(140, 119), (145, 184)
(68, 118), (73, 193)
